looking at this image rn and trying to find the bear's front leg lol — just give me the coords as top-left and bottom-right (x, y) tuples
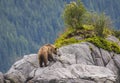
(50, 56), (56, 62)
(39, 55), (43, 67)
(40, 61), (43, 67)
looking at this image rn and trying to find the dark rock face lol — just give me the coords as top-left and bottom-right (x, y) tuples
(3, 42), (119, 83)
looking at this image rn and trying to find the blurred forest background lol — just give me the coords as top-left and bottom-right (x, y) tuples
(0, 0), (120, 72)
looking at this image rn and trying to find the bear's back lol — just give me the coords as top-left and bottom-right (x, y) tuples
(38, 45), (49, 55)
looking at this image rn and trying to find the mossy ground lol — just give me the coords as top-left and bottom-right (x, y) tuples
(54, 27), (81, 48)
(86, 37), (120, 54)
(54, 25), (120, 54)
(54, 24), (95, 48)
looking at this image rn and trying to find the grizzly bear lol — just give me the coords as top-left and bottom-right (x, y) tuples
(38, 44), (57, 67)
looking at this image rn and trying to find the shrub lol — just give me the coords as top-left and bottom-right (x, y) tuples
(55, 0), (118, 53)
(63, 0), (86, 29)
(113, 30), (120, 39)
(82, 12), (113, 37)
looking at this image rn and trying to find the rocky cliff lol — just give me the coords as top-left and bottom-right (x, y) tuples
(0, 36), (120, 83)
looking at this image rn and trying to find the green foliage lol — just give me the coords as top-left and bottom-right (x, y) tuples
(113, 30), (120, 39)
(102, 28), (113, 37)
(55, 37), (81, 48)
(86, 37), (120, 54)
(81, 0), (120, 29)
(54, 28), (80, 48)
(55, 25), (120, 54)
(63, 0), (113, 37)
(54, 24), (95, 48)
(55, 21), (120, 55)
(82, 12), (113, 37)
(82, 24), (94, 30)
(63, 0), (86, 29)
(94, 13), (112, 37)
(55, 27), (120, 54)
(56, 0), (119, 54)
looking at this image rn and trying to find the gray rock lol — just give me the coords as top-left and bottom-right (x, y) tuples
(29, 64), (116, 83)
(5, 54), (39, 83)
(0, 72), (4, 83)
(113, 54), (120, 83)
(58, 42), (94, 65)
(106, 35), (120, 46)
(4, 70), (26, 83)
(113, 54), (120, 69)
(4, 42), (120, 83)
(95, 58), (104, 66)
(87, 42), (105, 66)
(4, 80), (10, 83)
(106, 35), (119, 43)
(106, 59), (119, 75)
(116, 75), (120, 83)
(87, 42), (102, 58)
(100, 48), (111, 66)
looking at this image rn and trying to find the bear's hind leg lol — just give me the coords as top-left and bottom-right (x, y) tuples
(39, 55), (43, 67)
(40, 60), (43, 67)
(44, 57), (48, 67)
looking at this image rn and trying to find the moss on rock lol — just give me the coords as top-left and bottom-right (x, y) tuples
(54, 25), (120, 54)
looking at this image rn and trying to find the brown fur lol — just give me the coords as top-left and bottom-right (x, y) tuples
(38, 44), (57, 67)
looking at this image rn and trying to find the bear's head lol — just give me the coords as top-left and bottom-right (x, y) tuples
(45, 44), (58, 55)
(50, 44), (61, 56)
(51, 45), (57, 55)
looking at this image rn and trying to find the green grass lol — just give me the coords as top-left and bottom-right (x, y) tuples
(86, 36), (120, 54)
(55, 37), (81, 48)
(54, 27), (81, 48)
(54, 25), (120, 54)
(54, 25), (95, 48)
